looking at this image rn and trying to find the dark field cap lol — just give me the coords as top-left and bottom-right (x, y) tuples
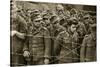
(34, 17), (43, 22)
(83, 14), (90, 19)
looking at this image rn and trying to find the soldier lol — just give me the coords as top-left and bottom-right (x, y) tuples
(31, 9), (41, 22)
(83, 14), (91, 34)
(76, 14), (87, 61)
(56, 4), (66, 26)
(56, 4), (65, 17)
(70, 8), (78, 18)
(80, 24), (96, 62)
(54, 17), (79, 63)
(11, 3), (27, 66)
(42, 11), (51, 28)
(52, 17), (66, 37)
(48, 13), (65, 64)
(25, 9), (32, 22)
(23, 17), (51, 65)
(52, 18), (66, 61)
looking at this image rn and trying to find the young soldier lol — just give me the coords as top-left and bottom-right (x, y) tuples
(23, 17), (51, 65)
(54, 17), (79, 63)
(80, 24), (96, 62)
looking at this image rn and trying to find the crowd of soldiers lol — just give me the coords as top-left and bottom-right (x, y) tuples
(11, 2), (96, 66)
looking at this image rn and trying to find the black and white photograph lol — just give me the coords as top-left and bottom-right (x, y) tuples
(10, 0), (97, 66)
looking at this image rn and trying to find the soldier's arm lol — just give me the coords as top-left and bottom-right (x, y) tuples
(54, 33), (62, 57)
(82, 23), (87, 36)
(23, 37), (29, 51)
(15, 15), (27, 39)
(44, 29), (51, 62)
(23, 36), (30, 58)
(15, 31), (25, 39)
(23, 44), (30, 58)
(10, 28), (26, 39)
(80, 36), (87, 62)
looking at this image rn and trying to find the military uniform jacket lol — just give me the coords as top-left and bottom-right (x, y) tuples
(11, 14), (27, 54)
(23, 27), (51, 61)
(77, 22), (86, 38)
(54, 30), (79, 63)
(80, 33), (96, 62)
(11, 14), (27, 65)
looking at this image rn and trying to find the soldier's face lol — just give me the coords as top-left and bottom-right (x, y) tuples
(84, 17), (90, 25)
(54, 22), (58, 27)
(34, 20), (41, 27)
(70, 24), (76, 33)
(44, 18), (49, 23)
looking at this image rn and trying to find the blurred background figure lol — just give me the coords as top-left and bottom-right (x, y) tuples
(80, 24), (96, 62)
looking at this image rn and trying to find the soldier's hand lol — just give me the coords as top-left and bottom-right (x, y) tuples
(16, 31), (25, 39)
(44, 59), (49, 64)
(23, 51), (30, 57)
(11, 30), (17, 37)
